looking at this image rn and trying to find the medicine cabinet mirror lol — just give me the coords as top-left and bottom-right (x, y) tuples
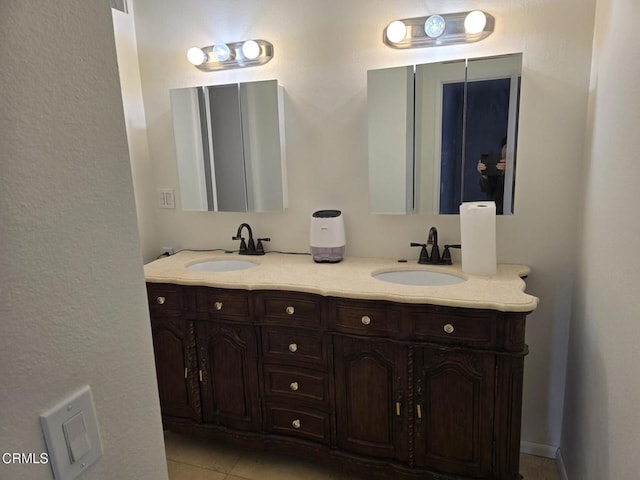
(170, 79), (287, 212)
(368, 53), (522, 215)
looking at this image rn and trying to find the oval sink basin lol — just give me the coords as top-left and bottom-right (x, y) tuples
(188, 260), (259, 272)
(373, 270), (465, 286)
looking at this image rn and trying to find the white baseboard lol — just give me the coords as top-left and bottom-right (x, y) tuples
(520, 441), (558, 458)
(555, 448), (569, 480)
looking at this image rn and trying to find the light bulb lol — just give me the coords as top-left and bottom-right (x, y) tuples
(424, 15), (446, 38)
(386, 20), (407, 43)
(186, 47), (207, 66)
(212, 44), (231, 62)
(241, 40), (260, 60)
(464, 10), (487, 35)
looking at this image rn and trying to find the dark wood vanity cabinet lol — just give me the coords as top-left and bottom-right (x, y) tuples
(191, 287), (261, 431)
(147, 283), (529, 480)
(195, 321), (260, 431)
(150, 316), (201, 421)
(333, 335), (409, 462)
(256, 291), (334, 446)
(414, 346), (495, 476)
(148, 284), (201, 421)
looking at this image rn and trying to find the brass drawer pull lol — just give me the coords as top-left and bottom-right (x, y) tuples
(156, 296), (166, 305)
(361, 315), (371, 326)
(184, 367), (188, 379)
(443, 323), (454, 334)
(289, 381), (299, 391)
(214, 301), (223, 311)
(416, 404), (422, 419)
(395, 402), (401, 416)
(199, 370), (203, 382)
(292, 419), (301, 429)
(286, 306), (295, 315)
(288, 343), (298, 353)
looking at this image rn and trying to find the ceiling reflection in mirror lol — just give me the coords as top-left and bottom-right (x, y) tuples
(170, 79), (287, 212)
(368, 53), (522, 215)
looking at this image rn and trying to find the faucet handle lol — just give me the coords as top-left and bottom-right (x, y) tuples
(410, 242), (429, 265)
(441, 244), (461, 265)
(232, 235), (247, 253)
(256, 237), (270, 254)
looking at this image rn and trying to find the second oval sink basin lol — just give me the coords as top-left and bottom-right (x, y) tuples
(188, 260), (259, 272)
(373, 270), (465, 286)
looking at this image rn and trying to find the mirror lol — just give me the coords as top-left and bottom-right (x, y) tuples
(368, 53), (522, 215)
(170, 79), (287, 212)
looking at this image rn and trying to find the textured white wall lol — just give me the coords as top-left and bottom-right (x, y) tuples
(130, 0), (597, 451)
(0, 1), (168, 479)
(561, 0), (640, 477)
(112, 6), (160, 263)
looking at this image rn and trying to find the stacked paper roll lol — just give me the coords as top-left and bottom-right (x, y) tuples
(459, 201), (497, 276)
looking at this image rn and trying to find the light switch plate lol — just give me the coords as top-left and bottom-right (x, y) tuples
(158, 188), (175, 209)
(40, 385), (102, 479)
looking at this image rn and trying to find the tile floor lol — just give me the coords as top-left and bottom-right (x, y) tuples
(164, 431), (560, 480)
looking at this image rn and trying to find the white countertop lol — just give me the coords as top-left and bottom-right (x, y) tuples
(144, 251), (539, 313)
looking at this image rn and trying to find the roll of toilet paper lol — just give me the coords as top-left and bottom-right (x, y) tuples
(459, 201), (497, 276)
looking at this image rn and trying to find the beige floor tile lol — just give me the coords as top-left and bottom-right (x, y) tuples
(164, 431), (242, 474)
(165, 432), (560, 480)
(167, 460), (227, 480)
(520, 453), (561, 480)
(229, 450), (332, 480)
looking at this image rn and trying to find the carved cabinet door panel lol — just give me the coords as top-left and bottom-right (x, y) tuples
(195, 322), (261, 431)
(333, 336), (408, 461)
(414, 346), (495, 477)
(150, 317), (201, 421)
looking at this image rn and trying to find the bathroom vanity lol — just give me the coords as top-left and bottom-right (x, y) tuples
(145, 252), (538, 480)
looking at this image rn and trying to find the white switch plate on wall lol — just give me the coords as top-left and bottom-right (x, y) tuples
(40, 385), (102, 479)
(158, 188), (175, 209)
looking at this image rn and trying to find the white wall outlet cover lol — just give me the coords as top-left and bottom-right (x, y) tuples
(40, 385), (103, 480)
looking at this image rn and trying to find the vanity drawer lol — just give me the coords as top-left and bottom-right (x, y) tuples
(412, 309), (497, 347)
(264, 403), (331, 445)
(258, 292), (322, 328)
(261, 327), (329, 367)
(263, 364), (330, 405)
(195, 288), (250, 318)
(332, 301), (402, 337)
(147, 283), (183, 314)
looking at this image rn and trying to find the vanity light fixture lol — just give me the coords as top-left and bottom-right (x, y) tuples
(383, 10), (494, 48)
(186, 39), (273, 71)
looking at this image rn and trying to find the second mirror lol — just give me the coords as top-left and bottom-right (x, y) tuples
(368, 53), (522, 215)
(171, 79), (287, 213)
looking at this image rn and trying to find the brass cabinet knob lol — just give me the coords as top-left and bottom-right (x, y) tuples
(443, 323), (454, 334)
(292, 419), (301, 429)
(156, 296), (166, 305)
(289, 381), (299, 391)
(286, 306), (295, 315)
(361, 315), (371, 326)
(214, 301), (223, 311)
(288, 343), (298, 353)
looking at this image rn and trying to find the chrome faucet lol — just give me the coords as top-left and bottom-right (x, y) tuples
(232, 223), (269, 255)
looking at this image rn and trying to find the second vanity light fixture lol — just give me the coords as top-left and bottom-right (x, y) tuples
(384, 10), (495, 48)
(187, 39), (273, 71)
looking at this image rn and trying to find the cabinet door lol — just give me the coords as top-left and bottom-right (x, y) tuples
(150, 317), (201, 421)
(196, 322), (260, 430)
(334, 336), (408, 461)
(415, 347), (495, 477)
